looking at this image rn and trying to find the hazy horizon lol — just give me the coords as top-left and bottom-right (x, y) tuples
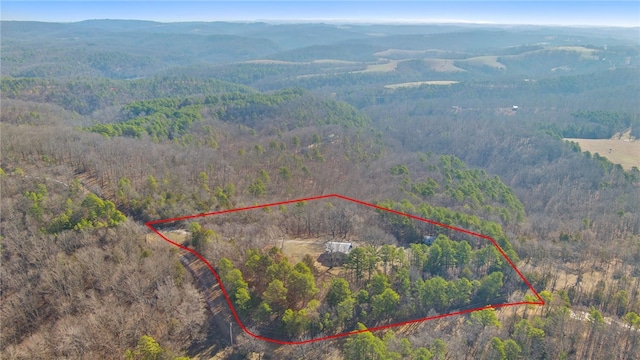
(2, 1), (639, 28)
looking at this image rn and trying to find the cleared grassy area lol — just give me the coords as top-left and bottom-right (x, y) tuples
(564, 138), (640, 170)
(244, 59), (301, 65)
(353, 59), (399, 73)
(280, 238), (325, 265)
(385, 80), (459, 89)
(245, 59), (360, 65)
(548, 46), (600, 60)
(510, 46), (601, 60)
(374, 49), (429, 58)
(280, 238), (341, 275)
(311, 59), (360, 64)
(146, 229), (190, 244)
(423, 58), (466, 72)
(459, 56), (506, 69)
(374, 48), (461, 60)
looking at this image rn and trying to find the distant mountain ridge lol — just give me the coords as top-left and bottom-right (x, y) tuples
(1, 20), (638, 80)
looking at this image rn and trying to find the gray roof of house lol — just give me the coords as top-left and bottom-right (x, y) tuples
(325, 242), (353, 254)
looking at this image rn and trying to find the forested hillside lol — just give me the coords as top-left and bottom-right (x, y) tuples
(1, 20), (639, 360)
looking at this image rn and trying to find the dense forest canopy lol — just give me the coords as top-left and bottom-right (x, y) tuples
(1, 19), (639, 360)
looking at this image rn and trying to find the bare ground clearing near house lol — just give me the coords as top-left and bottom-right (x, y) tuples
(280, 238), (325, 264)
(280, 238), (346, 277)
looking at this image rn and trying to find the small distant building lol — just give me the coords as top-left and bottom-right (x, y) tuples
(512, 105), (519, 111)
(325, 241), (353, 254)
(423, 236), (435, 245)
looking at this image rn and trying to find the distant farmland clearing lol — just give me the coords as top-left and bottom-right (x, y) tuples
(385, 80), (459, 89)
(245, 59), (359, 65)
(459, 56), (506, 69)
(564, 138), (640, 170)
(244, 59), (302, 65)
(311, 59), (359, 65)
(423, 58), (466, 72)
(353, 59), (399, 73)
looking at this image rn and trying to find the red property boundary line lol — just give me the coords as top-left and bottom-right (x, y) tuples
(146, 193), (544, 345)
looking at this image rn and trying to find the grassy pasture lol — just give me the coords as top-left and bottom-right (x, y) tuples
(564, 138), (640, 170)
(509, 46), (600, 60)
(547, 46), (600, 60)
(374, 49), (429, 58)
(423, 58), (466, 72)
(246, 59), (359, 65)
(353, 59), (400, 73)
(373, 48), (453, 58)
(280, 238), (326, 265)
(385, 80), (459, 89)
(311, 59), (360, 64)
(244, 59), (301, 65)
(458, 56), (506, 69)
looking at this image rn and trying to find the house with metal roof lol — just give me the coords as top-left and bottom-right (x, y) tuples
(325, 241), (353, 254)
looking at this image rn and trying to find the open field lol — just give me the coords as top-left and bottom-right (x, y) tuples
(373, 48), (453, 58)
(244, 59), (301, 65)
(311, 59), (360, 65)
(546, 46), (600, 60)
(146, 229), (190, 244)
(508, 46), (601, 61)
(459, 56), (506, 69)
(423, 58), (466, 72)
(353, 59), (399, 73)
(280, 238), (326, 265)
(296, 59), (398, 78)
(374, 49), (430, 58)
(564, 138), (640, 170)
(385, 80), (459, 89)
(245, 59), (359, 65)
(280, 238), (343, 275)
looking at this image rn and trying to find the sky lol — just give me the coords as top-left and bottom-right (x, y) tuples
(2, 1), (639, 27)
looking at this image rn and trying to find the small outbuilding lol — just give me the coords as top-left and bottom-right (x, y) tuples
(423, 236), (436, 245)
